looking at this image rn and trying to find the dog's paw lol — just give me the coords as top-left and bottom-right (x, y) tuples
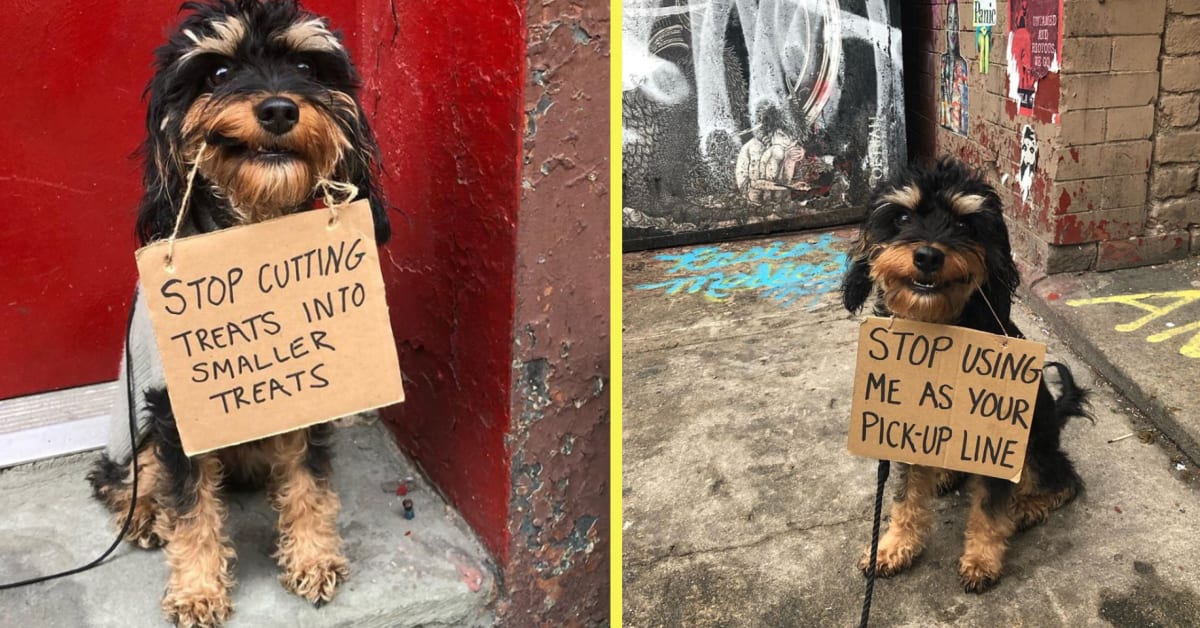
(858, 541), (916, 578)
(281, 555), (349, 607)
(162, 589), (232, 627)
(958, 557), (1001, 593)
(126, 514), (165, 549)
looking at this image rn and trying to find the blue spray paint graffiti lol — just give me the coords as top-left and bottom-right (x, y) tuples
(636, 233), (848, 309)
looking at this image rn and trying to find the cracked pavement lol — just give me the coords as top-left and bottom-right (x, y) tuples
(622, 230), (1200, 627)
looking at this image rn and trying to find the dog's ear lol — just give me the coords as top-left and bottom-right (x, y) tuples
(977, 195), (1020, 324)
(135, 74), (183, 246)
(340, 103), (391, 245)
(841, 232), (874, 313)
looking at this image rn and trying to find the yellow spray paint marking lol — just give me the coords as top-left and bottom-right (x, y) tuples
(1066, 290), (1200, 358)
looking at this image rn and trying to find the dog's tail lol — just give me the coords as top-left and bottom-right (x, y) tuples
(1045, 362), (1094, 424)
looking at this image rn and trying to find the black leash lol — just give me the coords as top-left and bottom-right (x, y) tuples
(859, 460), (890, 628)
(0, 301), (140, 590)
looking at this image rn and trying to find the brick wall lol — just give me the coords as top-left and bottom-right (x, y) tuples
(909, 0), (1200, 273)
(1151, 0), (1200, 260)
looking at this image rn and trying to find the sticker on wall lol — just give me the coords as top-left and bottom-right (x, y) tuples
(974, 0), (996, 74)
(1007, 0), (1062, 117)
(939, 0), (969, 136)
(1018, 125), (1037, 204)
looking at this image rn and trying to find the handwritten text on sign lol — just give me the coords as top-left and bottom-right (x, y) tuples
(136, 200), (404, 455)
(847, 317), (1045, 482)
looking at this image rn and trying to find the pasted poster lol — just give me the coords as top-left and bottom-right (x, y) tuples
(940, 0), (969, 135)
(1018, 125), (1037, 204)
(1008, 0), (1061, 117)
(974, 0), (996, 74)
(622, 0), (906, 250)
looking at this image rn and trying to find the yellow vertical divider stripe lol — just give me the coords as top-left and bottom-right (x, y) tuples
(609, 0), (623, 623)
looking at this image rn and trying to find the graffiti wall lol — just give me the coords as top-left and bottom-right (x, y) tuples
(622, 0), (906, 250)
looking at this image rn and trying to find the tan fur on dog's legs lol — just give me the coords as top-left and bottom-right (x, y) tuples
(268, 430), (348, 606)
(161, 454), (235, 627)
(860, 464), (938, 576)
(1010, 467), (1080, 532)
(959, 476), (1017, 592)
(95, 444), (167, 549)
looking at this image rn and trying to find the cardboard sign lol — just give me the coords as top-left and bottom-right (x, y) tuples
(847, 316), (1046, 482)
(136, 200), (404, 455)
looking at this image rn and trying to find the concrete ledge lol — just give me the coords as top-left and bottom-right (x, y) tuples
(1018, 257), (1200, 464)
(0, 421), (495, 627)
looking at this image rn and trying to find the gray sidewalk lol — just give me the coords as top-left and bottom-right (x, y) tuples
(623, 230), (1200, 627)
(0, 420), (494, 628)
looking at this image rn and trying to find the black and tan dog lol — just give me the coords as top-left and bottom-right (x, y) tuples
(87, 1), (388, 625)
(842, 158), (1089, 592)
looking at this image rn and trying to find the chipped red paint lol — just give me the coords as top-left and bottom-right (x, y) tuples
(1031, 72), (1060, 124)
(1058, 188), (1073, 214)
(1054, 213), (1144, 245)
(1056, 214), (1084, 244)
(503, 0), (610, 623)
(1069, 146), (1080, 162)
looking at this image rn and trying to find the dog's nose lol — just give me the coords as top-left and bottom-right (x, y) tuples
(913, 246), (945, 273)
(255, 97), (299, 135)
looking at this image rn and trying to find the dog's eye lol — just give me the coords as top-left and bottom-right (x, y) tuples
(296, 62), (312, 75)
(209, 65), (231, 87)
(894, 211), (911, 227)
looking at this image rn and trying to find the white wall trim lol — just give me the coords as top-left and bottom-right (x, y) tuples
(0, 382), (115, 469)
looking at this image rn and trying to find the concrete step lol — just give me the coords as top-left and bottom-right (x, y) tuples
(0, 421), (495, 628)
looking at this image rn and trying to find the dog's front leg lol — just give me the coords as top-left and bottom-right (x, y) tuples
(959, 476), (1016, 593)
(161, 453), (235, 627)
(860, 463), (938, 577)
(268, 428), (348, 607)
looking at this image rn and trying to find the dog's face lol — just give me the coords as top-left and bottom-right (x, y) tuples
(137, 0), (389, 243)
(842, 159), (1019, 324)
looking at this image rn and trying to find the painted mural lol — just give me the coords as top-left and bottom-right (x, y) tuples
(622, 0), (906, 250)
(939, 0), (969, 136)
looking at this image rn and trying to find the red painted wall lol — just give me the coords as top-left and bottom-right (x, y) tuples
(0, 0), (354, 401)
(1, 3), (150, 399)
(503, 0), (611, 621)
(357, 0), (525, 560)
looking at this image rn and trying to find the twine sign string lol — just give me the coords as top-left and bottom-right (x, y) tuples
(164, 143), (209, 272)
(136, 164), (401, 455)
(161, 143), (359, 271)
(314, 177), (360, 228)
(972, 278), (1011, 346)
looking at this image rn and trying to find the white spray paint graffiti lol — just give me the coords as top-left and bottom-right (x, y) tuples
(622, 0), (906, 242)
(624, 0), (903, 163)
